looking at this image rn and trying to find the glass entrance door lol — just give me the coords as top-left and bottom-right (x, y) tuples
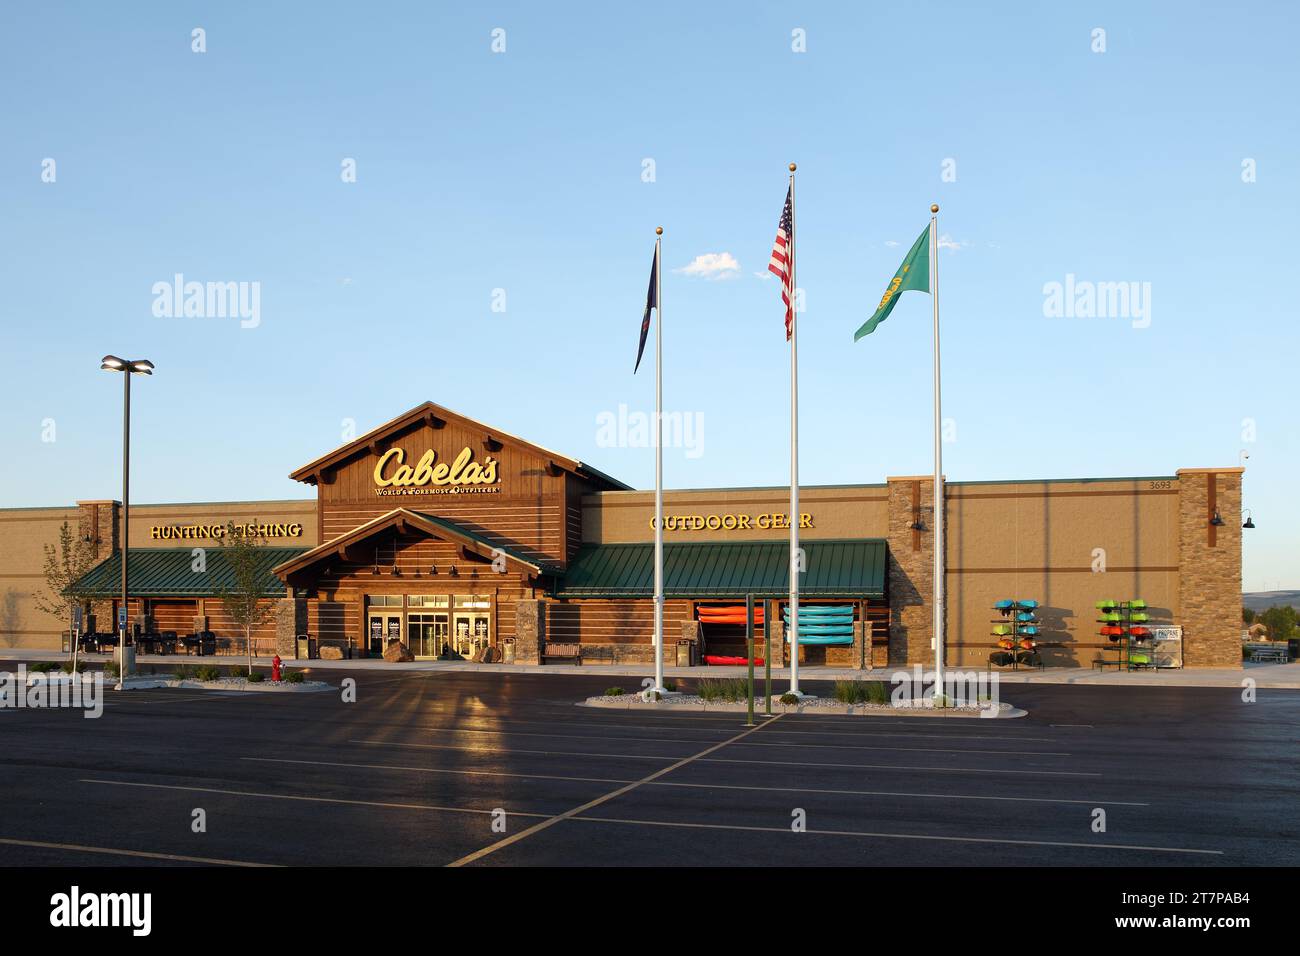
(452, 595), (491, 659)
(367, 611), (402, 655)
(407, 613), (449, 658)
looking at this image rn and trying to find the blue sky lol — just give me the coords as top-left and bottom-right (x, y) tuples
(1, 2), (1295, 591)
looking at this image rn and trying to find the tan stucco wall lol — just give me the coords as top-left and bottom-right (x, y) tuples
(582, 484), (888, 543)
(0, 506), (82, 649)
(0, 499), (317, 650)
(123, 499), (318, 550)
(944, 477), (1181, 667)
(581, 472), (1234, 668)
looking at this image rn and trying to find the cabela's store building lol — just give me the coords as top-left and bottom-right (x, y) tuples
(0, 402), (1243, 669)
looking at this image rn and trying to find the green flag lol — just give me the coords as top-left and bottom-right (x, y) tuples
(854, 224), (930, 341)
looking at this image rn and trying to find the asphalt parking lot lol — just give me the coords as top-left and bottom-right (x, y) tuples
(1, 666), (1297, 867)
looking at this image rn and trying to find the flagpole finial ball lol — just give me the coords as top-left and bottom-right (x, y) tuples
(789, 163), (797, 171)
(931, 203), (939, 213)
(656, 227), (663, 235)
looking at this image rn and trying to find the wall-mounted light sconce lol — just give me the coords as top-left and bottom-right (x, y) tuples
(1242, 509), (1256, 529)
(430, 564), (438, 575)
(450, 565), (459, 577)
(1210, 510), (1225, 527)
(910, 519), (924, 531)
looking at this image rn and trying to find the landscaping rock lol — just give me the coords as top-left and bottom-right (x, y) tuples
(383, 639), (414, 663)
(319, 645), (344, 661)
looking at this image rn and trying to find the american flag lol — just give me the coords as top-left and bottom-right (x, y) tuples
(767, 186), (794, 340)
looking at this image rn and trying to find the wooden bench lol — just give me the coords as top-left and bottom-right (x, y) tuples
(542, 642), (582, 665)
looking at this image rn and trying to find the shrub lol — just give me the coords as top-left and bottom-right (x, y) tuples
(171, 664), (193, 680)
(662, 679), (678, 692)
(698, 678), (749, 702)
(29, 661), (59, 673)
(284, 671), (305, 684)
(103, 661), (120, 678)
(779, 692), (800, 706)
(247, 670), (265, 683)
(833, 680), (860, 703)
(866, 682), (889, 705)
(603, 686), (625, 697)
(60, 660), (79, 674)
(195, 666), (221, 682)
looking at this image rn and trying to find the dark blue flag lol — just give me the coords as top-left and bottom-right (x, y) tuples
(634, 243), (658, 373)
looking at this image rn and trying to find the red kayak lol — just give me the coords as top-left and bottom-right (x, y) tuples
(703, 655), (765, 666)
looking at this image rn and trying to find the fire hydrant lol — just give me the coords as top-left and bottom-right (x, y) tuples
(271, 654), (282, 682)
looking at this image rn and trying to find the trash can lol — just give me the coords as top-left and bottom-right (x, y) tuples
(676, 639), (694, 667)
(120, 645), (136, 677)
(502, 637), (516, 664)
(296, 634), (318, 659)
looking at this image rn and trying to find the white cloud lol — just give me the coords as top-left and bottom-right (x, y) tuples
(676, 252), (742, 280)
(884, 240), (900, 247)
(937, 233), (968, 252)
(753, 270), (772, 280)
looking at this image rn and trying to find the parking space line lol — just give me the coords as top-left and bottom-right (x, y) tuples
(242, 756), (1143, 806)
(81, 778), (555, 821)
(446, 714), (785, 867)
(246, 755), (638, 783)
(562, 815), (1223, 856)
(347, 729), (1067, 757)
(730, 740), (1070, 757)
(0, 835), (276, 866)
(701, 756), (1099, 776)
(347, 739), (686, 762)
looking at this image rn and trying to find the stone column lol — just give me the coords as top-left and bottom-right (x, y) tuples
(514, 599), (544, 665)
(274, 598), (307, 658)
(679, 619), (701, 666)
(1177, 468), (1244, 668)
(886, 477), (936, 667)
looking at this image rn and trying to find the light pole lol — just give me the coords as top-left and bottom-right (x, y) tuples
(100, 355), (154, 684)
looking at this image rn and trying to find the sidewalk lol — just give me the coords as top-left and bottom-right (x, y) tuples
(3, 648), (1298, 688)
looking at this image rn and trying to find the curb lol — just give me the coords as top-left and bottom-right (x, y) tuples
(579, 698), (1027, 719)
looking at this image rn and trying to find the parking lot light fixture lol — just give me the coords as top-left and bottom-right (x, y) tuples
(100, 355), (154, 685)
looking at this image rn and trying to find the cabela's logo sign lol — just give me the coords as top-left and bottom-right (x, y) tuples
(373, 446), (501, 497)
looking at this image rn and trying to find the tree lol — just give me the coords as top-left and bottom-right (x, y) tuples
(1243, 607), (1255, 625)
(1258, 605), (1298, 643)
(218, 522), (275, 676)
(33, 522), (96, 667)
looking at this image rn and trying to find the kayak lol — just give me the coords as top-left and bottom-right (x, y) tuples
(787, 624), (854, 636)
(703, 655), (765, 666)
(785, 634), (854, 646)
(698, 612), (764, 625)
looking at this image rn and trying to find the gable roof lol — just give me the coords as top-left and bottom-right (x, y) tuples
(270, 508), (560, 582)
(288, 401), (629, 490)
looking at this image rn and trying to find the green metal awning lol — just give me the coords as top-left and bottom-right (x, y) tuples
(557, 539), (886, 599)
(72, 548), (308, 598)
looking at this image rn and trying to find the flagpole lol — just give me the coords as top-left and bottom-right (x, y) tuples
(930, 203), (945, 699)
(788, 163), (802, 697)
(653, 227), (665, 693)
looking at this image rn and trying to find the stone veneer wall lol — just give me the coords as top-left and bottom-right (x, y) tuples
(1177, 468), (1243, 668)
(514, 599), (544, 664)
(886, 478), (936, 666)
(275, 598), (307, 658)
